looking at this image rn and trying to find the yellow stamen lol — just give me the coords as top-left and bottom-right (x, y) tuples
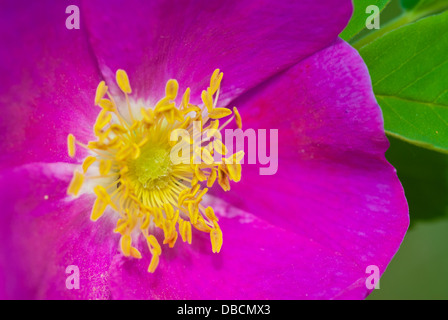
(148, 253), (159, 273)
(130, 247), (142, 259)
(91, 197), (107, 221)
(99, 159), (112, 175)
(67, 171), (84, 196)
(99, 99), (115, 112)
(233, 106), (242, 129)
(120, 234), (132, 257)
(67, 69), (244, 273)
(95, 81), (108, 106)
(208, 107), (232, 119)
(209, 69), (223, 95)
(207, 168), (217, 188)
(165, 79), (179, 100)
(210, 221), (223, 253)
(82, 156), (96, 173)
(116, 69), (132, 94)
(67, 134), (76, 158)
(201, 90), (214, 112)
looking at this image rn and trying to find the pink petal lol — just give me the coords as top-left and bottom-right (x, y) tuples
(81, 0), (352, 104)
(0, 1), (102, 170)
(217, 39), (409, 288)
(108, 197), (368, 300)
(0, 163), (118, 299)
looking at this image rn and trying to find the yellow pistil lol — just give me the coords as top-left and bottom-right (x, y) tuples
(66, 69), (244, 272)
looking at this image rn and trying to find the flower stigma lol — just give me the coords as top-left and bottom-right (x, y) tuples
(66, 69), (244, 272)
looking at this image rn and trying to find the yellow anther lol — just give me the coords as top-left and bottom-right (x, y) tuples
(141, 107), (154, 125)
(224, 151), (244, 165)
(110, 124), (128, 135)
(165, 79), (179, 100)
(206, 141), (214, 154)
(97, 128), (111, 143)
(163, 203), (174, 219)
(99, 159), (112, 175)
(172, 210), (179, 224)
(130, 247), (142, 259)
(179, 219), (193, 244)
(193, 216), (212, 233)
(177, 116), (191, 131)
(120, 234), (132, 257)
(185, 221), (192, 244)
(173, 107), (185, 122)
(233, 106), (242, 129)
(178, 188), (191, 207)
(205, 207), (218, 221)
(182, 105), (202, 118)
(88, 141), (106, 151)
(195, 188), (208, 204)
(67, 171), (84, 196)
(235, 150), (245, 163)
(93, 185), (111, 202)
(114, 219), (128, 234)
(146, 235), (162, 255)
(207, 168), (217, 188)
(209, 69), (223, 95)
(116, 145), (133, 161)
(153, 96), (169, 111)
(116, 69), (132, 94)
(179, 219), (187, 242)
(188, 202), (199, 224)
(226, 162), (242, 182)
(140, 211), (151, 230)
(90, 197), (107, 221)
(181, 87), (190, 109)
(213, 138), (228, 155)
(206, 120), (220, 138)
(95, 110), (112, 131)
(218, 167), (231, 191)
(201, 90), (214, 112)
(162, 220), (175, 243)
(210, 222), (223, 253)
(191, 176), (199, 187)
(208, 107), (232, 119)
(82, 156), (96, 173)
(189, 184), (201, 198)
(98, 98), (115, 111)
(148, 254), (159, 273)
(152, 208), (163, 226)
(155, 100), (175, 115)
(201, 148), (214, 165)
(95, 81), (108, 105)
(195, 166), (207, 182)
(67, 133), (76, 158)
(167, 231), (178, 248)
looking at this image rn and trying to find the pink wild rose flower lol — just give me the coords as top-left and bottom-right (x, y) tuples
(0, 0), (408, 299)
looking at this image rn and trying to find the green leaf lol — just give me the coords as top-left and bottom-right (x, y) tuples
(386, 136), (448, 225)
(367, 218), (448, 299)
(359, 10), (448, 151)
(401, 0), (448, 14)
(340, 0), (391, 41)
(401, 0), (421, 10)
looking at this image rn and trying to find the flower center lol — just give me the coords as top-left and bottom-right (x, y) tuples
(127, 144), (172, 190)
(66, 69), (244, 272)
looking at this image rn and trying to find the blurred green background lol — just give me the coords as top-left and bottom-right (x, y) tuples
(346, 0), (448, 300)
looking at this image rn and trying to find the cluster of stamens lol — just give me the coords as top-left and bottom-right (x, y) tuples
(66, 69), (243, 272)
